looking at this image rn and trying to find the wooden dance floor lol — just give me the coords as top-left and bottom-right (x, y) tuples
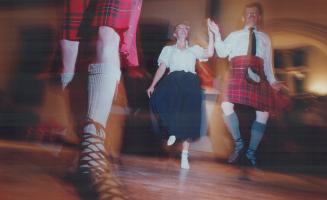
(1, 140), (327, 200)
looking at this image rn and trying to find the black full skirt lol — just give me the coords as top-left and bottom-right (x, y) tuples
(149, 71), (203, 141)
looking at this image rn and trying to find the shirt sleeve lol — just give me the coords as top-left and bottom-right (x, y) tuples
(215, 32), (234, 58)
(263, 35), (277, 85)
(158, 46), (171, 67)
(189, 45), (208, 61)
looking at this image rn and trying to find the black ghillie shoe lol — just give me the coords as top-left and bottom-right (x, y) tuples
(228, 147), (245, 164)
(77, 119), (129, 200)
(245, 154), (257, 169)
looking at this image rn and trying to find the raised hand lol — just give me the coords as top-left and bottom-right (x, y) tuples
(207, 19), (220, 36)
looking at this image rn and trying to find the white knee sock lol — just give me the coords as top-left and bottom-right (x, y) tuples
(84, 63), (121, 135)
(80, 63), (120, 173)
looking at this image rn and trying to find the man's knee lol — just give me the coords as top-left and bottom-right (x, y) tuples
(98, 26), (120, 47)
(221, 101), (235, 116)
(255, 111), (269, 124)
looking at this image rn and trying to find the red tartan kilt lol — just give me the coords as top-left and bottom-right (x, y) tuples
(223, 56), (274, 111)
(61, 0), (91, 40)
(62, 0), (134, 40)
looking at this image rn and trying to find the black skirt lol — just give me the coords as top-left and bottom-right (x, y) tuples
(149, 71), (203, 141)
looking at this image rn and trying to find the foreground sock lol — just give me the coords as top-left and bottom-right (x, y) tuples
(87, 63), (121, 127)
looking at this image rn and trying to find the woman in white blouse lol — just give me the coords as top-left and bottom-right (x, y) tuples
(147, 20), (214, 169)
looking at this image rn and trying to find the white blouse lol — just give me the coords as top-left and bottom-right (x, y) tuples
(158, 44), (207, 74)
(214, 26), (277, 84)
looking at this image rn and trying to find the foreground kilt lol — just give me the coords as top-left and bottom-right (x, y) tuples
(61, 0), (142, 66)
(93, 0), (133, 29)
(150, 71), (203, 141)
(223, 56), (274, 111)
(62, 0), (135, 40)
(61, 0), (91, 40)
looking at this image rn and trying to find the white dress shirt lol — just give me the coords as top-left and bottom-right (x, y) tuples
(214, 26), (277, 84)
(158, 44), (207, 74)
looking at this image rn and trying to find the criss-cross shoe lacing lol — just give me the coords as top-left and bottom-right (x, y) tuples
(79, 119), (128, 200)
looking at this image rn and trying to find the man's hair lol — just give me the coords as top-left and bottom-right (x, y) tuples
(244, 2), (263, 15)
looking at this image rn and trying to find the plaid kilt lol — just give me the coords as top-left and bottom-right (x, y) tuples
(61, 0), (91, 40)
(92, 0), (134, 29)
(62, 0), (135, 40)
(61, 0), (142, 67)
(223, 56), (274, 111)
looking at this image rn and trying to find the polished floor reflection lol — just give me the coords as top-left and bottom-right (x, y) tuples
(1, 140), (326, 200)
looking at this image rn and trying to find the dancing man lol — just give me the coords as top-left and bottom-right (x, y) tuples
(208, 3), (284, 167)
(59, 0), (142, 199)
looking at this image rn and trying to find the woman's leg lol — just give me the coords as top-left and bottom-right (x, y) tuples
(181, 141), (190, 169)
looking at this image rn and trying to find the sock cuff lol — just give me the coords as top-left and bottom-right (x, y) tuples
(88, 63), (121, 81)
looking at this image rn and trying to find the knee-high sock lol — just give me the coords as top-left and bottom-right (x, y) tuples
(247, 120), (266, 158)
(224, 112), (243, 151)
(83, 63), (121, 135)
(80, 63), (120, 173)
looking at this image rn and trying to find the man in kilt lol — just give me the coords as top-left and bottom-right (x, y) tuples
(59, 0), (142, 199)
(208, 2), (285, 167)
